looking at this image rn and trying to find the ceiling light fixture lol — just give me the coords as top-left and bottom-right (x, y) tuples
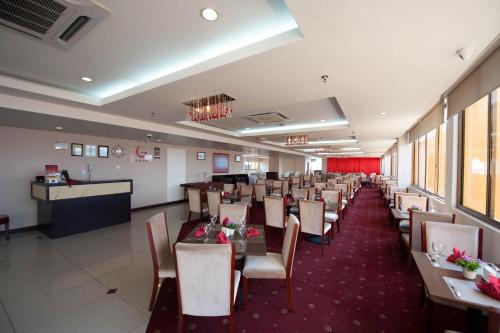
(201, 8), (218, 21)
(320, 119), (326, 122)
(184, 93), (234, 122)
(245, 128), (251, 130)
(283, 135), (308, 146)
(378, 112), (386, 116)
(80, 76), (92, 82)
(55, 126), (63, 130)
(239, 120), (348, 134)
(456, 47), (473, 61)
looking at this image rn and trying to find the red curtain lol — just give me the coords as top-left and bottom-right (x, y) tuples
(327, 157), (380, 174)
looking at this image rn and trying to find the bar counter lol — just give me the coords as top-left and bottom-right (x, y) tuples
(31, 179), (133, 238)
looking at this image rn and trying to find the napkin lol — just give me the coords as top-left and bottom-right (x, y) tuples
(246, 227), (260, 238)
(447, 247), (465, 263)
(194, 225), (205, 238)
(216, 231), (230, 244)
(223, 217), (230, 227)
(475, 275), (500, 301)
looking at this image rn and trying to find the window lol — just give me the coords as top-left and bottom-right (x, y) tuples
(437, 123), (446, 197)
(244, 161), (259, 171)
(411, 123), (447, 196)
(462, 95), (489, 214)
(460, 87), (500, 224)
(425, 129), (437, 192)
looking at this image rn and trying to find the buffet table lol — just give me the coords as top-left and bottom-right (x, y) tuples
(31, 179), (133, 238)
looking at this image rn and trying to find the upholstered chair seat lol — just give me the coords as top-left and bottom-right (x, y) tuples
(289, 206), (299, 215)
(324, 212), (338, 223)
(243, 214), (300, 311)
(399, 220), (410, 233)
(243, 253), (286, 279)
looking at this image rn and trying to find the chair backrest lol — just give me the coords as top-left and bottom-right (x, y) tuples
(334, 183), (348, 194)
(315, 182), (327, 190)
(218, 203), (249, 223)
(422, 221), (483, 259)
(223, 184), (235, 193)
(409, 211), (455, 251)
(264, 196), (285, 229)
(282, 214), (300, 277)
(394, 192), (419, 210)
(254, 184), (266, 202)
(236, 182), (246, 190)
(256, 179), (265, 185)
(292, 177), (301, 186)
(273, 180), (283, 188)
(321, 190), (340, 205)
(206, 191), (222, 217)
(400, 196), (428, 211)
(188, 188), (202, 213)
(175, 243), (235, 316)
(307, 187), (317, 200)
(291, 188), (308, 200)
(282, 180), (289, 194)
(388, 186), (405, 196)
(298, 200), (325, 236)
(146, 212), (171, 277)
(240, 185), (254, 196)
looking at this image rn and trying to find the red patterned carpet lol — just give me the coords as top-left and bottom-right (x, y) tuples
(147, 188), (468, 333)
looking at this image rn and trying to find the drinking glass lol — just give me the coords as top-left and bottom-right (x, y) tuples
(432, 242), (446, 264)
(210, 215), (217, 227)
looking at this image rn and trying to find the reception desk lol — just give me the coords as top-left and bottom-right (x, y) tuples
(31, 179), (133, 238)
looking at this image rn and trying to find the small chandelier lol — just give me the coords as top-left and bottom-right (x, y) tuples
(283, 135), (308, 146)
(184, 93), (235, 122)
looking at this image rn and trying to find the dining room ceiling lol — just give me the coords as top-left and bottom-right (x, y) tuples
(0, 0), (499, 158)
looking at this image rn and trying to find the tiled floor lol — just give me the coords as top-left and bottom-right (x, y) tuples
(0, 203), (190, 333)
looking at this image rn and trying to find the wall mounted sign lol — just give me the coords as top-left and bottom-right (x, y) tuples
(98, 145), (109, 158)
(197, 152), (206, 160)
(131, 146), (153, 163)
(213, 153), (229, 173)
(85, 144), (97, 157)
(112, 145), (125, 158)
(71, 143), (83, 156)
(154, 147), (160, 159)
(54, 142), (68, 150)
(235, 155), (241, 162)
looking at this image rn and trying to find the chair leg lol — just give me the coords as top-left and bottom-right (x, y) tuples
(286, 277), (294, 312)
(149, 276), (159, 312)
(187, 211), (192, 223)
(228, 314), (235, 333)
(242, 276), (248, 307)
(327, 230), (331, 246)
(178, 313), (184, 333)
(321, 234), (325, 257)
(337, 220), (341, 233)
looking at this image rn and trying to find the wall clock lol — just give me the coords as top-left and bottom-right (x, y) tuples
(112, 145), (126, 158)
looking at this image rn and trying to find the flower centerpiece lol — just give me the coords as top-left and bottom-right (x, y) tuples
(222, 217), (236, 237)
(410, 205), (420, 211)
(456, 256), (482, 279)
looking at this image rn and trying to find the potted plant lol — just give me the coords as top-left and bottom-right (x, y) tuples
(456, 257), (482, 279)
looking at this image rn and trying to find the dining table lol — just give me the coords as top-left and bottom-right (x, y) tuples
(181, 223), (267, 256)
(412, 250), (500, 332)
(390, 208), (409, 227)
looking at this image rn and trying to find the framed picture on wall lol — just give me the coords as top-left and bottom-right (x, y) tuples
(213, 153), (229, 173)
(197, 152), (206, 160)
(235, 155), (241, 162)
(85, 144), (97, 157)
(71, 143), (83, 156)
(98, 145), (109, 158)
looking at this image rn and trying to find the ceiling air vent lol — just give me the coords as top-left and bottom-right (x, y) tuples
(0, 0), (109, 50)
(242, 111), (290, 124)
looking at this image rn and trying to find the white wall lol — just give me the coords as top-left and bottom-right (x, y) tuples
(397, 132), (412, 188)
(0, 125), (244, 230)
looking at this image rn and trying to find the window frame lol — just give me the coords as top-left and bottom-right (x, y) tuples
(457, 87), (500, 228)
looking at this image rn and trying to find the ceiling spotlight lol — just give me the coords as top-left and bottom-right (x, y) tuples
(201, 8), (218, 21)
(321, 75), (329, 83)
(378, 112), (386, 116)
(55, 126), (63, 130)
(80, 76), (92, 82)
(245, 127), (251, 130)
(320, 119), (325, 122)
(156, 139), (162, 142)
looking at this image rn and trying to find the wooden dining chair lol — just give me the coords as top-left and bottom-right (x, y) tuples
(272, 180), (283, 195)
(401, 211), (455, 266)
(240, 185), (254, 207)
(206, 191), (222, 217)
(242, 214), (300, 311)
(320, 190), (341, 233)
(218, 203), (249, 224)
(421, 221), (483, 259)
(254, 184), (266, 204)
(264, 196), (287, 239)
(174, 243), (238, 333)
(145, 212), (175, 311)
(187, 188), (208, 222)
(298, 200), (332, 256)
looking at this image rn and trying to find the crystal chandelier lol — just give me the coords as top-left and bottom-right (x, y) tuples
(283, 135), (308, 146)
(184, 93), (235, 122)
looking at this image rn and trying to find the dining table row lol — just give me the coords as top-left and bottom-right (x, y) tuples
(378, 176), (500, 332)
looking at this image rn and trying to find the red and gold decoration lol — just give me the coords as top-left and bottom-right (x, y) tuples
(184, 93), (235, 122)
(283, 135), (308, 146)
